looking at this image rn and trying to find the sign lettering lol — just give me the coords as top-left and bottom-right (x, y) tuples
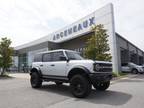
(53, 16), (95, 41)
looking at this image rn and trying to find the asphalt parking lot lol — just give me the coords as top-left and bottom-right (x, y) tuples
(0, 74), (144, 108)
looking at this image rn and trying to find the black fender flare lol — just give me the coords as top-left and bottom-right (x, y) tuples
(68, 66), (91, 79)
(30, 67), (42, 76)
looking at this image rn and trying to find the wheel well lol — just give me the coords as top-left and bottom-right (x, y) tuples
(30, 68), (40, 75)
(68, 68), (89, 80)
(132, 68), (138, 71)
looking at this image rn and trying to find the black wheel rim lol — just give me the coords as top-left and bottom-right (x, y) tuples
(133, 70), (137, 74)
(72, 79), (84, 95)
(99, 83), (104, 87)
(97, 82), (105, 87)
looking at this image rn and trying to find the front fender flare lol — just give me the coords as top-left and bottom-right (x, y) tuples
(68, 66), (91, 79)
(30, 67), (42, 76)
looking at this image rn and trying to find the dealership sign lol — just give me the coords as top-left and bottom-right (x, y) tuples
(53, 16), (95, 41)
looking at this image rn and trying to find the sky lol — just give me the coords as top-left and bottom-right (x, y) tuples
(0, 0), (144, 50)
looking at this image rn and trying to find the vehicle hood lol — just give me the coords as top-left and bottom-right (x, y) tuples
(94, 60), (112, 64)
(70, 59), (94, 63)
(137, 66), (143, 68)
(70, 59), (112, 65)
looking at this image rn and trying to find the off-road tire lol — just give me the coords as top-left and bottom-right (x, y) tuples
(93, 81), (110, 91)
(30, 72), (42, 88)
(70, 74), (91, 98)
(132, 69), (138, 74)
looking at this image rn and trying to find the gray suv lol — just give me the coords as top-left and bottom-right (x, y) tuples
(121, 62), (144, 74)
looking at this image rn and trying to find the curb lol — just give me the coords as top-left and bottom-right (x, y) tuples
(9, 73), (30, 79)
(111, 74), (138, 84)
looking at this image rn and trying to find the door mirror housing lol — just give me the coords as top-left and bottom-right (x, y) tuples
(60, 56), (70, 62)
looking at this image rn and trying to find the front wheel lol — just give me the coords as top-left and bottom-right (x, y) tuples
(30, 72), (42, 88)
(70, 75), (92, 98)
(93, 81), (110, 91)
(132, 69), (138, 74)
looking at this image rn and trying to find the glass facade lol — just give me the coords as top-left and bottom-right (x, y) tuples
(18, 53), (28, 72)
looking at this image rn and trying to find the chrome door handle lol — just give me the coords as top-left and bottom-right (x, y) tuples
(50, 64), (55, 66)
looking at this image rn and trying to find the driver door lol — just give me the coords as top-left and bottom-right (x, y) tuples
(50, 51), (67, 76)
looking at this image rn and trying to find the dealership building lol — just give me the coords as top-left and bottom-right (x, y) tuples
(13, 3), (144, 73)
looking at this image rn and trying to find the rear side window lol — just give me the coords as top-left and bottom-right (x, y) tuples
(52, 51), (64, 61)
(34, 54), (42, 62)
(43, 53), (52, 62)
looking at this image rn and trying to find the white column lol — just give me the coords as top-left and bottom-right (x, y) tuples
(110, 4), (121, 73)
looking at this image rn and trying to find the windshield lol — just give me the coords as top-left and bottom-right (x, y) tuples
(129, 62), (137, 66)
(66, 51), (84, 60)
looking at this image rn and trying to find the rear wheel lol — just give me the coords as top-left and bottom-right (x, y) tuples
(30, 72), (42, 88)
(93, 81), (110, 91)
(70, 75), (91, 98)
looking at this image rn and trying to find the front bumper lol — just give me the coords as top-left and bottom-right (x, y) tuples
(89, 72), (112, 83)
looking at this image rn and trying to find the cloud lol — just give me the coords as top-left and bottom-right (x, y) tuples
(0, 0), (87, 46)
(0, 0), (144, 51)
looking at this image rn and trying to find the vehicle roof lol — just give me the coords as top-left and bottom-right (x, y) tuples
(37, 49), (78, 54)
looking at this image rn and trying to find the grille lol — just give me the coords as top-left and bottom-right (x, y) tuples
(99, 67), (112, 72)
(94, 63), (112, 72)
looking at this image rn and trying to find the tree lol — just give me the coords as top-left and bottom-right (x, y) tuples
(0, 37), (13, 75)
(84, 24), (111, 61)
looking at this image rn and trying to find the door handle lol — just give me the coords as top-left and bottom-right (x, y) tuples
(50, 64), (55, 66)
(40, 64), (43, 67)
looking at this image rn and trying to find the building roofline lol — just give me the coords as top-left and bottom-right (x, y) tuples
(14, 3), (113, 50)
(116, 33), (144, 53)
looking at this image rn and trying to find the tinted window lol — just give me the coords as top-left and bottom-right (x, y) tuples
(34, 54), (42, 62)
(52, 51), (64, 61)
(66, 51), (84, 60)
(43, 53), (52, 62)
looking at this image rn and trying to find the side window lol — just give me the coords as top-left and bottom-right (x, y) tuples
(121, 63), (128, 66)
(52, 51), (64, 61)
(43, 53), (52, 62)
(34, 54), (42, 62)
(66, 51), (75, 60)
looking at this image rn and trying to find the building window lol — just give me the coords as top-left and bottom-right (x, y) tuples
(34, 54), (42, 62)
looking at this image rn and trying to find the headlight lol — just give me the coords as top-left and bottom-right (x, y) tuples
(140, 68), (143, 71)
(93, 64), (100, 71)
(138, 68), (143, 72)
